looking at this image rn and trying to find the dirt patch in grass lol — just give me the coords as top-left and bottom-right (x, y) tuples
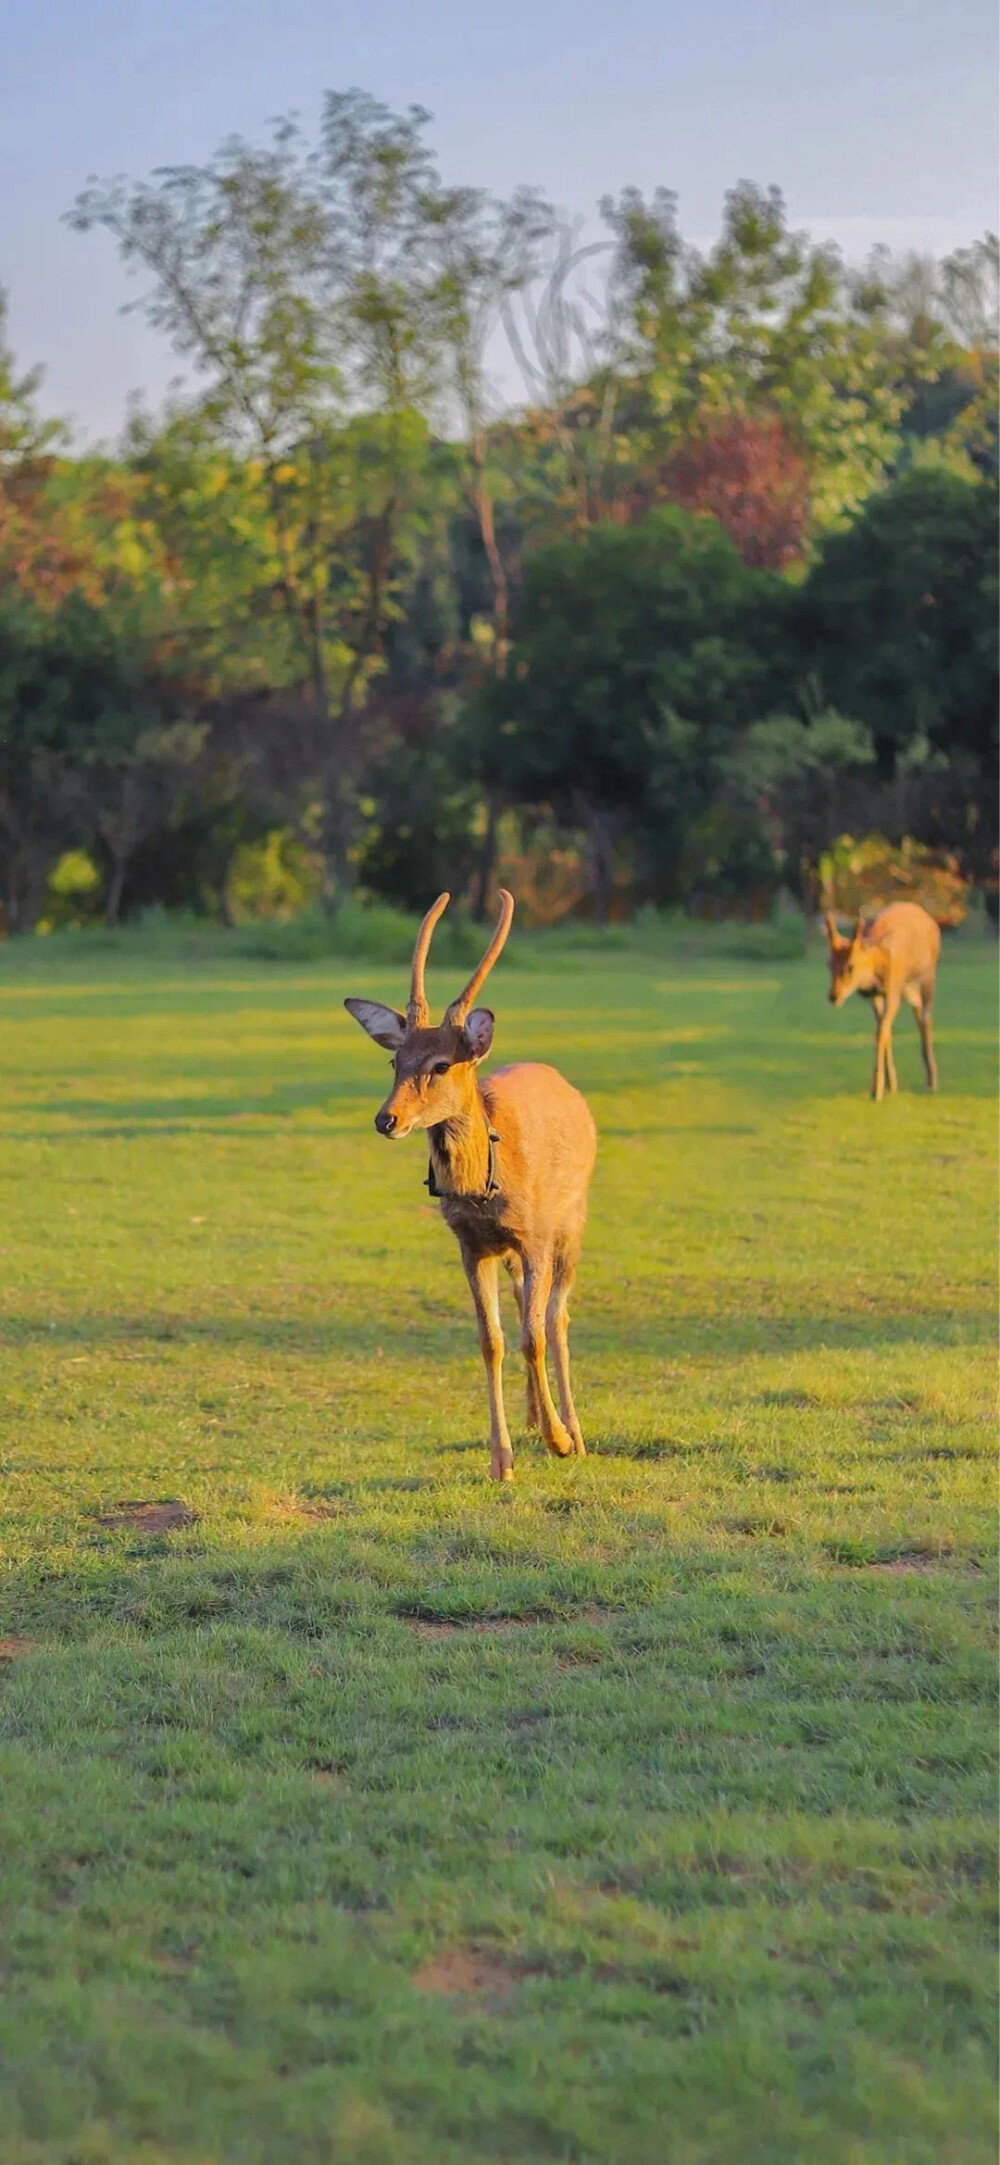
(824, 1537), (954, 1570)
(306, 1759), (347, 1785)
(411, 1948), (524, 2007)
(0, 1636), (37, 1663)
(96, 1500), (198, 1534)
(403, 1606), (611, 1641)
(865, 1556), (948, 1576)
(403, 1614), (539, 1640)
(754, 1390), (820, 1409)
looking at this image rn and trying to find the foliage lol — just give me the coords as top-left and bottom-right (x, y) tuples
(818, 832), (972, 926)
(602, 181), (915, 533)
(354, 733), (480, 913)
(223, 827), (323, 923)
(466, 507), (778, 915)
(799, 467), (999, 771)
(0, 102), (993, 932)
(664, 410), (812, 569)
(71, 102), (449, 900)
(0, 941), (994, 2163)
(233, 892), (492, 967)
(39, 848), (103, 930)
(677, 800), (782, 918)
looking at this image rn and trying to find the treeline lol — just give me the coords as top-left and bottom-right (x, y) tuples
(0, 91), (996, 931)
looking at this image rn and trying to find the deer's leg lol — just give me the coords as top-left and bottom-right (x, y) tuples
(521, 1254), (574, 1459)
(504, 1254), (541, 1431)
(917, 990), (938, 1091)
(872, 993), (898, 1095)
(546, 1262), (585, 1456)
(463, 1249), (514, 1482)
(872, 989), (900, 1101)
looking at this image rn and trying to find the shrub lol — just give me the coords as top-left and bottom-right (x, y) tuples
(818, 833), (971, 926)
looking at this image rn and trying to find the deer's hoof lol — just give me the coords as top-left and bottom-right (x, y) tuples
(545, 1427), (575, 1459)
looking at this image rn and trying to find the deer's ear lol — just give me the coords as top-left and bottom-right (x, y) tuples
(824, 912), (847, 950)
(463, 1008), (495, 1061)
(344, 998), (407, 1051)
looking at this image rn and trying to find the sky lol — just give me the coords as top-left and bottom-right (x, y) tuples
(2, 0), (996, 445)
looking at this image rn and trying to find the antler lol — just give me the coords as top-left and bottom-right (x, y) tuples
(407, 892), (451, 1027)
(445, 890), (515, 1026)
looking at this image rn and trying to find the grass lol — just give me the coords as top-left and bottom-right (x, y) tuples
(0, 918), (995, 2165)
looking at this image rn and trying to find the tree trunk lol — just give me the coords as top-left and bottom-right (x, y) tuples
(579, 800), (617, 926)
(19, 849), (53, 935)
(470, 787), (501, 921)
(319, 745), (357, 921)
(472, 430), (509, 676)
(105, 856), (127, 928)
(315, 497), (396, 916)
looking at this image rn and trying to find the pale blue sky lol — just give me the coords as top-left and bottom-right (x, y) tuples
(2, 0), (996, 443)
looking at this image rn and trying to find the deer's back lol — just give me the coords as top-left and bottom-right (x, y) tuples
(867, 901), (941, 984)
(484, 1062), (596, 1226)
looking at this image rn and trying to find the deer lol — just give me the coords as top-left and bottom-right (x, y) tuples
(345, 891), (597, 1482)
(824, 900), (941, 1101)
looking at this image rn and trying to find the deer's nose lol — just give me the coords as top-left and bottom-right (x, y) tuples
(375, 1109), (397, 1136)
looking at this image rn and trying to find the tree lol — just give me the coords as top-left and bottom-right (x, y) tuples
(83, 716), (206, 926)
(429, 186), (555, 669)
(800, 468), (998, 770)
(602, 181), (912, 535)
(71, 96), (441, 906)
(797, 468), (998, 885)
(465, 506), (775, 918)
(664, 412), (811, 569)
(723, 710), (876, 902)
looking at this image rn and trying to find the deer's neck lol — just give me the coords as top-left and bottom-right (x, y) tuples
(429, 1088), (492, 1197)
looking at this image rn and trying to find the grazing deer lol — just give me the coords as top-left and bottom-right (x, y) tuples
(345, 891), (596, 1481)
(824, 901), (941, 1100)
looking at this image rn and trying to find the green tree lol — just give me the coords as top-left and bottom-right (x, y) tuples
(465, 506), (776, 917)
(602, 181), (912, 535)
(71, 96), (442, 905)
(0, 595), (178, 928)
(799, 468), (998, 770)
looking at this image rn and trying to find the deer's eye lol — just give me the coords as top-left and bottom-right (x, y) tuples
(431, 1060), (450, 1077)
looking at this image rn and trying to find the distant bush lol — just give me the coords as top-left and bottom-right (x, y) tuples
(224, 829), (323, 923)
(523, 901), (809, 963)
(233, 898), (498, 971)
(818, 833), (972, 926)
(39, 850), (104, 931)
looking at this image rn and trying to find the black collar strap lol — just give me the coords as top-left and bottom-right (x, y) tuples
(425, 1127), (502, 1201)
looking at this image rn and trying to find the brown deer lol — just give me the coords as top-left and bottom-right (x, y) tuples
(824, 900), (941, 1100)
(345, 891), (597, 1481)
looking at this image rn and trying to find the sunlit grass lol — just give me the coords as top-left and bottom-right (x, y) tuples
(0, 927), (995, 2164)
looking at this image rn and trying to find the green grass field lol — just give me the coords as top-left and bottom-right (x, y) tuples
(0, 923), (996, 2165)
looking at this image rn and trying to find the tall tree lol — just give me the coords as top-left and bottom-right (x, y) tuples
(465, 506), (775, 918)
(71, 97), (441, 905)
(602, 181), (911, 535)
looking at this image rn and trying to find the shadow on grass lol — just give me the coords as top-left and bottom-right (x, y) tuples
(0, 1512), (980, 1649)
(1, 1304), (994, 1361)
(0, 1523), (653, 1643)
(12, 1078), (368, 1129)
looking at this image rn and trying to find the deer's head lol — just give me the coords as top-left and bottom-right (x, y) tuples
(345, 890), (514, 1138)
(824, 912), (885, 1005)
